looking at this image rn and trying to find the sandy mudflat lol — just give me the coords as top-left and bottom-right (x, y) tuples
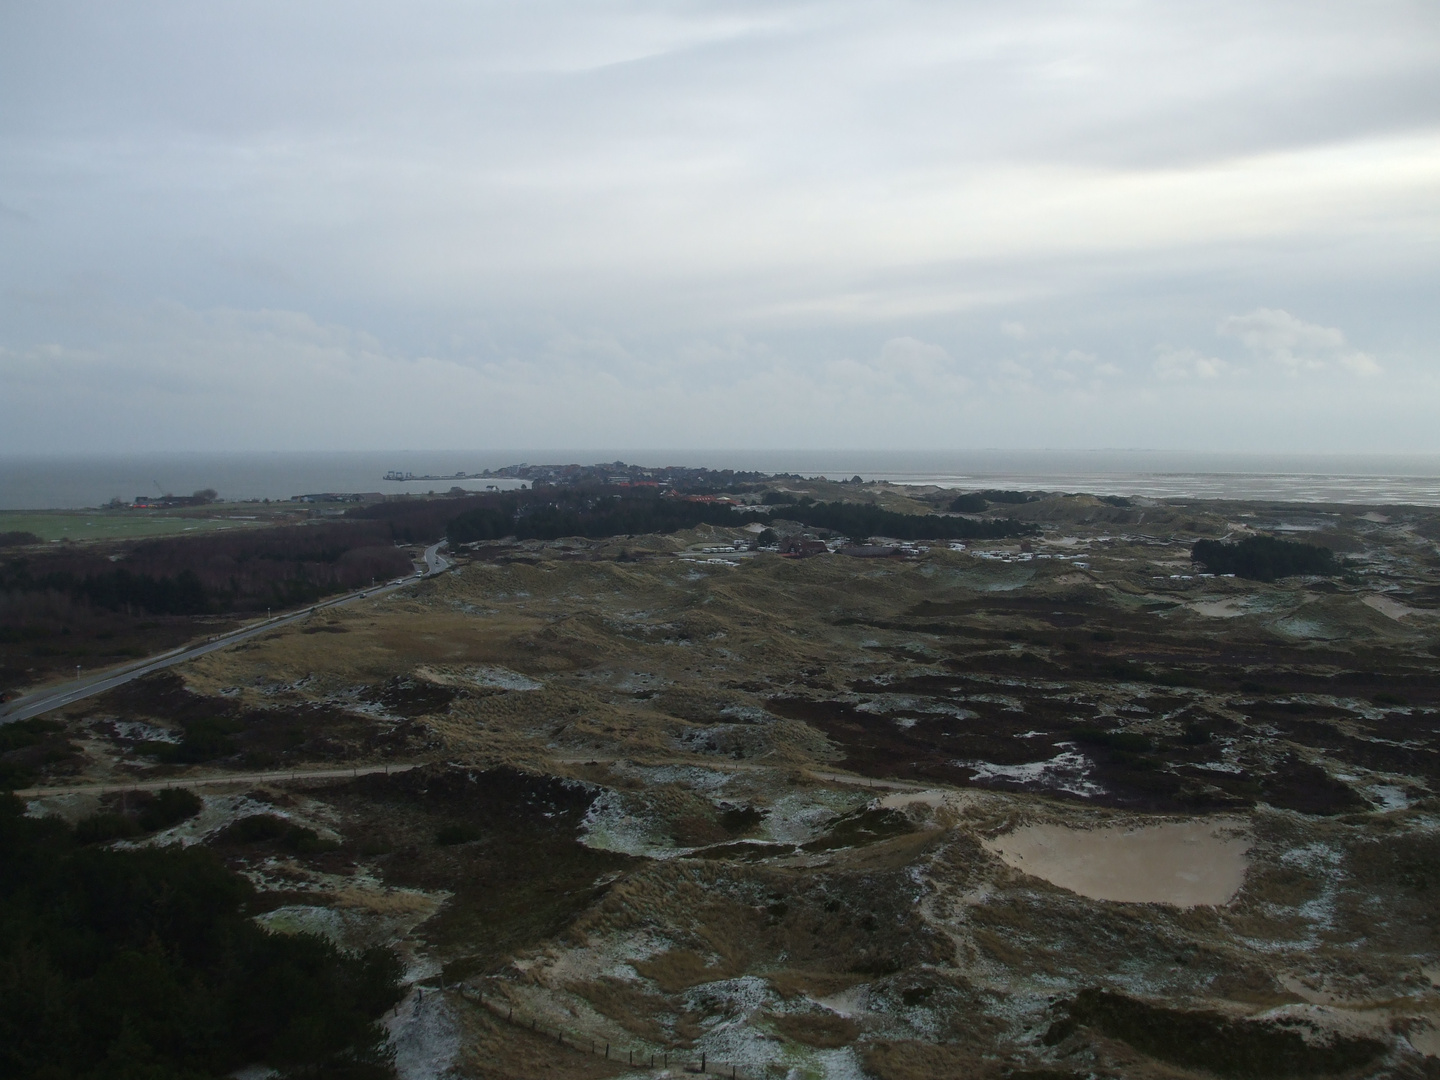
(983, 818), (1251, 907)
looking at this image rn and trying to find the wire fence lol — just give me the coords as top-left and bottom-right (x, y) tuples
(447, 984), (766, 1078)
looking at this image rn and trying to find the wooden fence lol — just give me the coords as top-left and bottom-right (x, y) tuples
(446, 984), (768, 1078)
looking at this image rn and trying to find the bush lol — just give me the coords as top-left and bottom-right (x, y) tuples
(74, 812), (144, 845)
(137, 788), (203, 832)
(979, 489), (1035, 504)
(435, 823), (481, 846)
(1058, 988), (1382, 1078)
(947, 493), (988, 513)
(214, 814), (340, 853)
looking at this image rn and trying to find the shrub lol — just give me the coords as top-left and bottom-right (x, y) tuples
(74, 812), (144, 845)
(137, 788), (203, 832)
(435, 823), (481, 846)
(947, 493), (988, 513)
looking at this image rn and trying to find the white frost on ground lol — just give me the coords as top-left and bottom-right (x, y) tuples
(620, 763), (740, 796)
(580, 790), (687, 858)
(466, 665), (544, 691)
(679, 976), (870, 1080)
(761, 789), (870, 845)
(520, 928), (674, 986)
(118, 792), (278, 847)
(387, 987), (462, 1080)
(720, 704), (774, 723)
(101, 719), (181, 743)
(958, 748), (1106, 797)
(856, 694), (976, 720)
(1365, 784), (1411, 811)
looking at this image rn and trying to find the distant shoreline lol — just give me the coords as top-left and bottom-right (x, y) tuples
(3, 450), (1440, 510)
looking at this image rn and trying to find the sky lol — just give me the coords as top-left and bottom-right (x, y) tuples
(2, 0), (1439, 454)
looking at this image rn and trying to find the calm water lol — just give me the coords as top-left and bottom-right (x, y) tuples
(3, 450), (1440, 510)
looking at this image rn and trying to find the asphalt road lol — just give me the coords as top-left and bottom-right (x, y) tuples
(424, 540), (451, 574)
(0, 540), (453, 726)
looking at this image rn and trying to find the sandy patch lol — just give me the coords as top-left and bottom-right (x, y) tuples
(983, 817), (1250, 907)
(1362, 594), (1434, 621)
(1188, 598), (1248, 618)
(1409, 1022), (1440, 1058)
(876, 789), (949, 812)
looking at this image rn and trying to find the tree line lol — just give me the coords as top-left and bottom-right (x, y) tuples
(1, 523), (412, 618)
(445, 488), (1037, 544)
(1191, 536), (1339, 581)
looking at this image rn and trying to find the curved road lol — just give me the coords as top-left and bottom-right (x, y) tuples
(0, 541), (452, 726)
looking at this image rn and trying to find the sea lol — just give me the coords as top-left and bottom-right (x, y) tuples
(3, 450), (1440, 510)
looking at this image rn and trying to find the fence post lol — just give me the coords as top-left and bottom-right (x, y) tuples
(605, 1043), (609, 1059)
(702, 1052), (706, 1071)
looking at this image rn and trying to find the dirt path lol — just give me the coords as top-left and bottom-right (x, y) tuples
(13, 761), (421, 798)
(15, 754), (931, 801)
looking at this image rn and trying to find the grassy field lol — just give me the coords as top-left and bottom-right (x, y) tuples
(0, 506), (291, 543)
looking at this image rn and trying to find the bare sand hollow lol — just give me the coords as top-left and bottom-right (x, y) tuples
(983, 818), (1251, 907)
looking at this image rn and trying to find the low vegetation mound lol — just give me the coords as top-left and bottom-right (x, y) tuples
(0, 719), (77, 790)
(1053, 989), (1383, 1078)
(72, 788), (204, 845)
(1192, 536), (1338, 581)
(0, 794), (402, 1079)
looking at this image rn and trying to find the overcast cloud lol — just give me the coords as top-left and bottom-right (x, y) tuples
(2, 0), (1438, 452)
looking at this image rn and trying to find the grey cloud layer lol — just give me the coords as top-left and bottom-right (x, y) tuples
(2, 1), (1437, 451)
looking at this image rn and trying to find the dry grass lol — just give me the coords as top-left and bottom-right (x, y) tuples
(770, 1011), (858, 1048)
(861, 1040), (993, 1080)
(454, 1000), (628, 1080)
(765, 969), (869, 1001)
(563, 978), (671, 1044)
(632, 950), (731, 994)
